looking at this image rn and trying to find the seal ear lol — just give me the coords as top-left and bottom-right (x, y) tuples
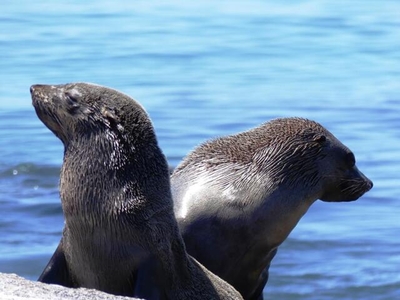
(313, 135), (326, 144)
(101, 106), (123, 132)
(101, 106), (119, 123)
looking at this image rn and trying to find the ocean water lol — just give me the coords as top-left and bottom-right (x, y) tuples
(0, 0), (399, 299)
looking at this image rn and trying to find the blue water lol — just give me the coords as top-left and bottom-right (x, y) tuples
(1, 0), (399, 298)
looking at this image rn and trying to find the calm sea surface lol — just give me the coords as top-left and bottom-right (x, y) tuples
(0, 1), (399, 299)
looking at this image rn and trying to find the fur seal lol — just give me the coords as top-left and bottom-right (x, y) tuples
(171, 117), (373, 300)
(31, 83), (243, 300)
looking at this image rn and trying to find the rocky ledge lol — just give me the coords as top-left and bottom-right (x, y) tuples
(0, 273), (142, 300)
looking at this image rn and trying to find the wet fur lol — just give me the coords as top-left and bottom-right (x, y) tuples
(171, 118), (373, 300)
(31, 83), (243, 299)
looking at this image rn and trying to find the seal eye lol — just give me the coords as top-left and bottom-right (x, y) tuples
(65, 92), (78, 104)
(313, 135), (326, 144)
(65, 92), (80, 113)
(346, 152), (356, 168)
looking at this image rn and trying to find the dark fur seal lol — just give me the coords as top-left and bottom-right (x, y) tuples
(31, 83), (243, 300)
(171, 117), (373, 300)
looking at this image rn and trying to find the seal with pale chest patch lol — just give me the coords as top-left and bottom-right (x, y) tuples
(171, 117), (373, 300)
(31, 83), (243, 300)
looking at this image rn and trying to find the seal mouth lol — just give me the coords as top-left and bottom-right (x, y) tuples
(31, 85), (50, 105)
(341, 185), (371, 201)
(341, 177), (373, 201)
(30, 84), (65, 141)
(321, 177), (373, 202)
(30, 85), (53, 117)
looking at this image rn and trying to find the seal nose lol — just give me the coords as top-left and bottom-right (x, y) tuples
(30, 85), (35, 95)
(367, 178), (373, 190)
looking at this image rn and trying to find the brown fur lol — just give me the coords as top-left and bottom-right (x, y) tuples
(172, 117), (373, 300)
(31, 83), (243, 300)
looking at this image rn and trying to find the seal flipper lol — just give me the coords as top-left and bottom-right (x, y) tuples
(244, 248), (277, 300)
(38, 239), (74, 287)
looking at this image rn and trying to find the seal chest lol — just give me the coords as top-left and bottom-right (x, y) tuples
(31, 83), (243, 300)
(171, 117), (373, 300)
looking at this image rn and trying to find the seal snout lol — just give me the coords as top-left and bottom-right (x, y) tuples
(30, 84), (46, 95)
(30, 85), (41, 105)
(30, 84), (54, 105)
(30, 84), (43, 100)
(365, 177), (373, 191)
(30, 85), (40, 95)
(358, 167), (373, 192)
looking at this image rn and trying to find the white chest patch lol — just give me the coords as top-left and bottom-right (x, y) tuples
(178, 176), (209, 219)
